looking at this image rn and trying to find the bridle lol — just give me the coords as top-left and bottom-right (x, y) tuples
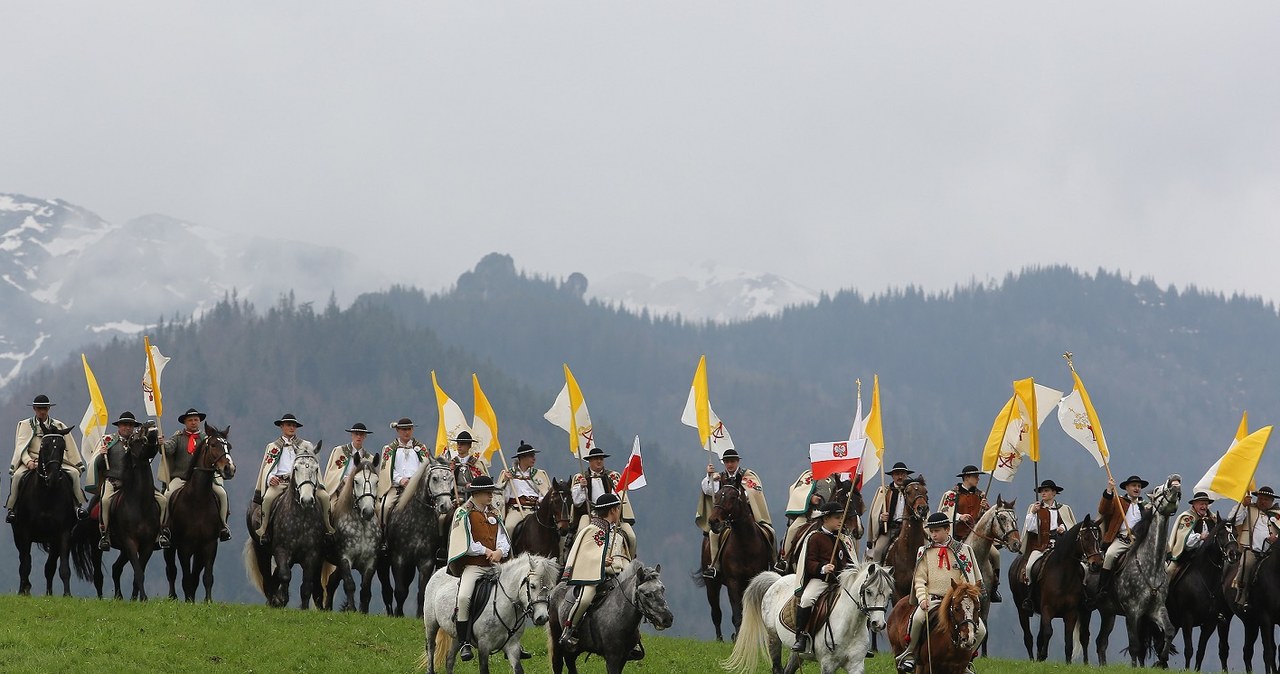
(847, 567), (891, 617)
(711, 484), (745, 530)
(425, 463), (456, 514)
(534, 486), (573, 531)
(192, 433), (234, 478)
(1076, 524), (1104, 565)
(492, 560), (553, 643)
(352, 462), (379, 512)
(616, 568), (667, 628)
(971, 507), (1019, 548)
(947, 590), (980, 647)
(291, 454), (320, 503)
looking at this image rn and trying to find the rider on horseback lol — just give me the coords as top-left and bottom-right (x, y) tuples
(1020, 479), (1076, 609)
(782, 468), (840, 567)
(1227, 485), (1280, 611)
(446, 475), (510, 663)
(160, 408), (231, 543)
(6, 395), (86, 523)
(84, 412), (165, 551)
(496, 441), (550, 532)
(896, 512), (986, 674)
(868, 461), (915, 562)
(376, 417), (431, 552)
(939, 465), (999, 602)
(253, 413), (335, 543)
(574, 447), (638, 555)
(1167, 491), (1217, 580)
(448, 431), (490, 495)
(560, 492), (634, 649)
(322, 422), (374, 496)
(791, 500), (854, 653)
(696, 448), (772, 579)
(1097, 474), (1149, 602)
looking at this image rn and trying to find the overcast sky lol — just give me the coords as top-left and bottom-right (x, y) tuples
(3, 3), (1278, 299)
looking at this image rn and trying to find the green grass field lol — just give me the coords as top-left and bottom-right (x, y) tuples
(0, 595), (1152, 673)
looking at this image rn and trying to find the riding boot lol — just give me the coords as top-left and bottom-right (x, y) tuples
(559, 621), (579, 649)
(628, 631), (645, 661)
(158, 527), (172, 549)
(896, 611), (926, 673)
(1096, 568), (1114, 603)
(76, 503), (90, 520)
(456, 620), (474, 661)
(792, 606), (813, 652)
(4, 509), (14, 523)
(98, 530), (111, 552)
(219, 526), (232, 542)
(990, 567), (1003, 603)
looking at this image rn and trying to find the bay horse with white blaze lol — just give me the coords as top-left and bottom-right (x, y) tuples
(697, 477), (776, 641)
(887, 580), (984, 674)
(510, 477), (572, 559)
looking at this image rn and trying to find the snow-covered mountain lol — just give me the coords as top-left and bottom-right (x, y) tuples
(588, 263), (819, 323)
(0, 193), (387, 389)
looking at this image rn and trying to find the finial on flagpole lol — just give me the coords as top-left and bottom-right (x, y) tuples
(1062, 351), (1076, 372)
(856, 378), (862, 397)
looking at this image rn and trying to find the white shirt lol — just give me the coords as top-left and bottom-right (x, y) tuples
(506, 470), (542, 501)
(1122, 498), (1143, 529)
(1231, 505), (1278, 552)
(573, 470), (613, 505)
(392, 443), (422, 483)
(701, 469), (742, 496)
(1025, 503), (1061, 533)
(271, 438), (297, 478)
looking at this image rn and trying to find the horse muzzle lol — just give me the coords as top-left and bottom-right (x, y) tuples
(651, 610), (674, 630)
(709, 520), (724, 535)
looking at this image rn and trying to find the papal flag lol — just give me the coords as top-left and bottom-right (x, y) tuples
(544, 364), (595, 457)
(861, 375), (885, 478)
(142, 337), (169, 418)
(680, 355), (735, 458)
(1057, 370), (1110, 467)
(431, 371), (471, 457)
(1195, 425), (1272, 502)
(80, 354), (109, 487)
(981, 380), (1063, 482)
(471, 374), (502, 462)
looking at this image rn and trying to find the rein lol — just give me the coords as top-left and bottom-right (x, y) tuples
(969, 509), (1018, 547)
(491, 566), (548, 645)
(615, 570), (664, 628)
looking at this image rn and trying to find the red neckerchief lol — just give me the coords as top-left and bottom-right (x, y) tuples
(934, 542), (953, 570)
(186, 432), (199, 455)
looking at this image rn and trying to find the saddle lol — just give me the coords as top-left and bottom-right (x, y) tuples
(466, 569), (499, 623)
(779, 583), (840, 637)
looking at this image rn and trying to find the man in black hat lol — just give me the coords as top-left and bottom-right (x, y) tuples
(560, 492), (634, 650)
(1019, 479), (1077, 608)
(377, 418), (432, 541)
(1167, 491), (1218, 581)
(85, 412), (165, 551)
(790, 501), (855, 653)
(160, 408), (231, 542)
(1227, 485), (1280, 610)
(496, 441), (552, 532)
(448, 430), (491, 495)
(6, 394), (86, 522)
(867, 461), (915, 563)
(323, 422), (375, 496)
(573, 446), (638, 553)
(938, 465), (998, 600)
(781, 467), (842, 566)
(896, 512), (985, 674)
(695, 448), (773, 579)
(253, 413), (334, 542)
(1097, 474), (1150, 600)
(445, 475), (510, 662)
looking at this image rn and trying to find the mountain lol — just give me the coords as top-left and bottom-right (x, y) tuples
(589, 263), (819, 322)
(0, 193), (390, 389)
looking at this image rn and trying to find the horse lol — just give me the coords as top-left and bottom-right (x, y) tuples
(548, 561), (674, 674)
(164, 423), (236, 602)
(963, 496), (1021, 656)
(886, 580), (984, 674)
(1008, 515), (1104, 663)
(420, 553), (560, 674)
(696, 478), (777, 641)
(9, 422), (78, 596)
(243, 444), (326, 608)
(1088, 473), (1182, 667)
(1167, 514), (1237, 671)
(1225, 521), (1280, 674)
(510, 478), (573, 559)
(881, 478), (931, 603)
(319, 453), (381, 612)
(723, 562), (894, 674)
(381, 456), (456, 617)
(71, 430), (162, 600)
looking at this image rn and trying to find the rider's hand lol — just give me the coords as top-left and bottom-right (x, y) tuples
(980, 499), (990, 510)
(880, 512), (889, 522)
(575, 475), (586, 486)
(1107, 477), (1116, 492)
(1056, 525), (1066, 534)
(822, 563), (835, 574)
(706, 464), (715, 476)
(959, 514), (972, 523)
(1030, 502), (1041, 512)
(500, 470), (512, 481)
(399, 478), (409, 487)
(24, 459), (36, 470)
(921, 596), (931, 611)
(487, 549), (503, 563)
(268, 475), (281, 487)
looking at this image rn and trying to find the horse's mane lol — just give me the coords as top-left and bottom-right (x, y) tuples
(332, 458), (365, 513)
(397, 456), (442, 512)
(938, 581), (981, 625)
(1128, 504), (1157, 547)
(1048, 519), (1085, 561)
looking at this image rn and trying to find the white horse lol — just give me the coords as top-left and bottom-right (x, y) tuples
(420, 553), (560, 674)
(724, 562), (894, 674)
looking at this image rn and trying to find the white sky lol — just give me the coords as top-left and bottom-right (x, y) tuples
(3, 3), (1278, 298)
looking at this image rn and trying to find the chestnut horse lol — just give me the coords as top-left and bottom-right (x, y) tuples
(882, 478), (931, 602)
(888, 580), (984, 674)
(697, 479), (776, 641)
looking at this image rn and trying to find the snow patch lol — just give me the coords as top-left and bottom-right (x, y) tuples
(0, 333), (48, 388)
(90, 320), (147, 334)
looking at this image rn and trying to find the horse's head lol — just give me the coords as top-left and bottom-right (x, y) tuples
(1211, 512), (1240, 566)
(199, 423), (236, 480)
(426, 457), (457, 515)
(36, 422), (74, 484)
(1076, 514), (1105, 571)
(992, 496), (1022, 553)
(546, 478), (573, 535)
(946, 580), (983, 651)
(709, 482), (746, 534)
(849, 561), (893, 632)
(904, 478), (929, 521)
(632, 563), (674, 630)
(291, 450), (321, 507)
(1150, 474), (1182, 516)
(121, 424), (157, 476)
(524, 554), (560, 627)
(352, 457), (379, 521)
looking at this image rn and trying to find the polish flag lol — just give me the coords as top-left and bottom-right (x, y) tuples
(617, 436), (647, 492)
(811, 439), (866, 481)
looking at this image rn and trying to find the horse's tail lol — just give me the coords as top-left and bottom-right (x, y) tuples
(691, 567), (707, 588)
(69, 519), (98, 581)
(319, 562), (335, 606)
(243, 539), (266, 596)
(722, 570), (780, 674)
(433, 629), (452, 669)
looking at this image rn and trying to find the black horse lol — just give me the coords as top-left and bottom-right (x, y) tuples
(165, 423), (236, 602)
(72, 429), (162, 600)
(1167, 514), (1237, 671)
(10, 422), (79, 596)
(380, 456), (455, 617)
(510, 477), (573, 559)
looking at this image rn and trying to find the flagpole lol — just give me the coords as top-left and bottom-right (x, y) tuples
(144, 336), (164, 439)
(828, 477), (856, 571)
(1064, 352), (1131, 538)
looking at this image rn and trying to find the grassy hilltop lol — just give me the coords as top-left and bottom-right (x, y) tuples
(0, 595), (1146, 673)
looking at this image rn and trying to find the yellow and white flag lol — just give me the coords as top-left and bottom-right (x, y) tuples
(80, 354), (109, 486)
(1195, 425), (1272, 502)
(1057, 370), (1110, 467)
(544, 364), (594, 457)
(431, 371), (470, 457)
(680, 355), (735, 458)
(472, 374), (502, 462)
(861, 375), (885, 477)
(982, 380), (1063, 482)
(142, 337), (169, 418)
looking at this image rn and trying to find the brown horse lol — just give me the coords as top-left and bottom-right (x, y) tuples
(888, 580), (984, 674)
(697, 479), (776, 641)
(164, 423), (236, 602)
(883, 478), (931, 601)
(1008, 515), (1104, 663)
(510, 478), (572, 559)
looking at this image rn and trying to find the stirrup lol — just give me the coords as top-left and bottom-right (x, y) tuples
(701, 566), (717, 580)
(458, 641), (474, 662)
(792, 632), (811, 652)
(76, 506), (89, 521)
(98, 534), (111, 552)
(219, 527), (232, 542)
(897, 654), (916, 673)
(628, 642), (645, 661)
(5, 510), (15, 523)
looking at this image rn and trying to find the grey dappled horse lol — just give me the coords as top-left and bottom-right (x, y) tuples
(244, 445), (326, 608)
(965, 496), (1021, 656)
(321, 454), (382, 612)
(548, 561), (674, 674)
(382, 455), (456, 617)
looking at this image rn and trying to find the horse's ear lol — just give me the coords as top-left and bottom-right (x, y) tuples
(950, 578), (958, 589)
(58, 425), (75, 436)
(315, 440), (324, 454)
(653, 563), (661, 574)
(223, 424), (231, 437)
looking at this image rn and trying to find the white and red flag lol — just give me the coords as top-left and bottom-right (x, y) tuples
(810, 439), (866, 481)
(617, 435), (647, 492)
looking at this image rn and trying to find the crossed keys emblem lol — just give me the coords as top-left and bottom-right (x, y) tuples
(711, 422), (727, 440)
(579, 426), (594, 449)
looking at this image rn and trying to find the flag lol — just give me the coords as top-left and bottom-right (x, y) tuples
(811, 439), (866, 480)
(616, 435), (647, 492)
(848, 384), (867, 486)
(471, 374), (501, 462)
(544, 364), (594, 457)
(1195, 426), (1272, 502)
(79, 354), (109, 462)
(430, 371), (470, 457)
(982, 382), (1063, 482)
(142, 337), (169, 418)
(1237, 411), (1250, 443)
(680, 356), (736, 457)
(861, 375), (884, 477)
(1057, 370), (1110, 467)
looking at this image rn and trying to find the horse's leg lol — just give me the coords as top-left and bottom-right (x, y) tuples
(1036, 611), (1054, 661)
(1096, 612), (1114, 666)
(1195, 623), (1213, 671)
(1261, 612), (1277, 674)
(1063, 611), (1078, 664)
(707, 578), (724, 642)
(43, 546), (57, 595)
(181, 549), (199, 601)
(16, 535), (33, 595)
(781, 650), (803, 674)
(415, 560), (432, 619)
(392, 561), (412, 617)
(58, 534), (73, 596)
(338, 559), (357, 611)
(92, 549), (104, 598)
(378, 557), (394, 615)
(165, 546), (179, 599)
(1181, 624), (1194, 670)
(1156, 605), (1176, 668)
(1078, 607), (1092, 665)
(1218, 612), (1234, 672)
(1017, 605), (1034, 659)
(359, 566), (374, 614)
(603, 654), (625, 674)
(112, 552), (128, 599)
(726, 578), (745, 641)
(272, 552), (291, 608)
(1244, 618), (1259, 674)
(766, 627), (784, 674)
(299, 559), (316, 610)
